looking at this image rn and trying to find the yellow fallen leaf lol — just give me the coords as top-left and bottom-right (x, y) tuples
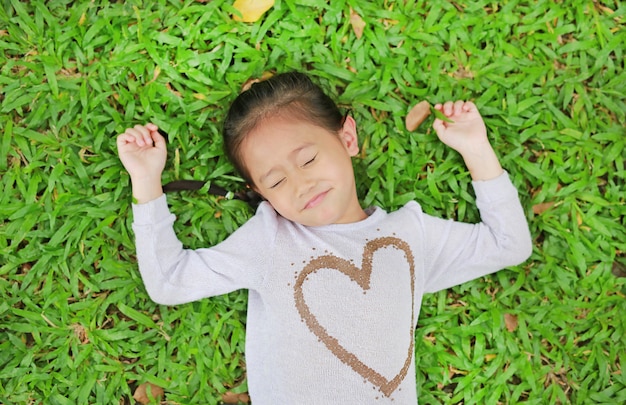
(233, 0), (274, 23)
(350, 8), (366, 39)
(485, 353), (497, 362)
(448, 365), (468, 378)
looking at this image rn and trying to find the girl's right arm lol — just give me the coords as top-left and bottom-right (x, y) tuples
(116, 123), (166, 204)
(117, 123), (272, 305)
(130, 197), (272, 304)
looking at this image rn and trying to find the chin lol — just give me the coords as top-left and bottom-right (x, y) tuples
(306, 211), (341, 227)
(275, 205), (339, 227)
(290, 213), (333, 227)
(296, 216), (328, 227)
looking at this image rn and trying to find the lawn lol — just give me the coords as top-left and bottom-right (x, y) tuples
(1, 0), (625, 404)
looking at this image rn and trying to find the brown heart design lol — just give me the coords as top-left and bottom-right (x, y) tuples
(293, 236), (416, 397)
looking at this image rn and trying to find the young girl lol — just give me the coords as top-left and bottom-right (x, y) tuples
(117, 72), (532, 403)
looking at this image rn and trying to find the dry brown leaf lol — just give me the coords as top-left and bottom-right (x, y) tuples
(349, 8), (366, 39)
(133, 382), (164, 404)
(166, 82), (182, 97)
(146, 66), (161, 85)
(612, 260), (626, 278)
(405, 101), (431, 131)
(232, 0), (275, 23)
(222, 391), (250, 404)
(532, 201), (555, 214)
(241, 78), (260, 92)
(448, 365), (468, 379)
(504, 313), (518, 332)
(70, 323), (89, 344)
(241, 71), (274, 92)
(576, 211), (583, 226)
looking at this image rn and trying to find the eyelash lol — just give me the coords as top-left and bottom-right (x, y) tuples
(303, 154), (317, 167)
(268, 154), (317, 189)
(270, 178), (285, 189)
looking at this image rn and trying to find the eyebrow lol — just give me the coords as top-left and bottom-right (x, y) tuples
(259, 143), (314, 185)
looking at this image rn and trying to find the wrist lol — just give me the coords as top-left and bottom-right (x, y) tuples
(460, 145), (503, 181)
(130, 175), (163, 204)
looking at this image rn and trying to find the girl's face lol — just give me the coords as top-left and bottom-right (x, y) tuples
(241, 115), (367, 227)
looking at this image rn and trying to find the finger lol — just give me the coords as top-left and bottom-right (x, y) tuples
(150, 128), (167, 149)
(432, 118), (446, 135)
(453, 100), (465, 115)
(120, 127), (146, 147)
(133, 124), (154, 147)
(127, 125), (154, 147)
(116, 133), (137, 147)
(463, 101), (477, 112)
(145, 122), (159, 132)
(442, 101), (455, 116)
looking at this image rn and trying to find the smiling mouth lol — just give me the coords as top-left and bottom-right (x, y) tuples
(304, 190), (329, 210)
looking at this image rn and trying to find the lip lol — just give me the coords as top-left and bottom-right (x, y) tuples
(303, 190), (329, 210)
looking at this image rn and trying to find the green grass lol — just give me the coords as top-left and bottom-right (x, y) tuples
(1, 0), (625, 403)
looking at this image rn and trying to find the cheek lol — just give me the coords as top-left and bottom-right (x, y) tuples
(263, 191), (291, 212)
(329, 155), (354, 181)
(265, 196), (299, 222)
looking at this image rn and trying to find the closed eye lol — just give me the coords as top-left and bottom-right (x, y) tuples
(269, 178), (285, 189)
(302, 154), (317, 167)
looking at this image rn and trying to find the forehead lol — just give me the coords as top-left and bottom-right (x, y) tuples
(240, 116), (339, 179)
(244, 115), (336, 152)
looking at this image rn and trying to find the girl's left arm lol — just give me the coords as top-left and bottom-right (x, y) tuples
(419, 171), (533, 293)
(419, 100), (532, 292)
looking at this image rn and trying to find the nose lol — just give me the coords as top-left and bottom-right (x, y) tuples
(294, 170), (316, 198)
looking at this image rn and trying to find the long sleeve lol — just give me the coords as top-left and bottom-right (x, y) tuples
(131, 195), (276, 305)
(125, 174), (531, 404)
(417, 171), (532, 293)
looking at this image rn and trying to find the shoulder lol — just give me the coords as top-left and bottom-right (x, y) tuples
(388, 201), (427, 219)
(238, 201), (281, 235)
(368, 201), (424, 216)
(365, 202), (431, 231)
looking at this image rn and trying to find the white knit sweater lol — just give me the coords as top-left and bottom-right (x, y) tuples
(131, 171), (532, 404)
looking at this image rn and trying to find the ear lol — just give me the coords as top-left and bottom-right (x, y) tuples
(339, 115), (359, 157)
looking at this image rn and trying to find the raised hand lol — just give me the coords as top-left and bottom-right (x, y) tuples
(116, 123), (167, 203)
(432, 101), (488, 156)
(432, 101), (503, 181)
